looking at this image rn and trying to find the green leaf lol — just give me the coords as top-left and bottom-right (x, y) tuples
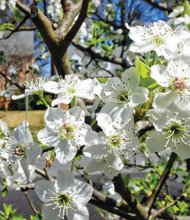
(102, 44), (113, 53)
(183, 0), (190, 15)
(135, 57), (150, 78)
(13, 8), (25, 21)
(70, 96), (77, 108)
(0, 23), (14, 31)
(30, 213), (44, 220)
(123, 174), (130, 187)
(135, 57), (158, 90)
(96, 77), (108, 83)
(2, 179), (8, 197)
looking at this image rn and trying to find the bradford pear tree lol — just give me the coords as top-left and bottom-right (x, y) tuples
(1, 1), (190, 220)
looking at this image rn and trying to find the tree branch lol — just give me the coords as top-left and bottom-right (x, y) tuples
(90, 198), (136, 220)
(16, 0), (30, 16)
(150, 196), (182, 219)
(143, 0), (172, 13)
(113, 173), (148, 219)
(92, 188), (137, 220)
(23, 191), (38, 214)
(61, 0), (72, 15)
(72, 42), (131, 68)
(55, 1), (81, 39)
(0, 70), (24, 90)
(60, 0), (90, 51)
(2, 15), (30, 40)
(30, 6), (58, 49)
(146, 152), (178, 217)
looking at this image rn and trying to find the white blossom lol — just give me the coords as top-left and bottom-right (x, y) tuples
(151, 55), (190, 111)
(169, 5), (190, 26)
(12, 77), (48, 100)
(38, 106), (96, 164)
(146, 107), (190, 159)
(83, 113), (139, 178)
(0, 161), (27, 190)
(91, 0), (101, 8)
(99, 67), (148, 123)
(1, 121), (42, 182)
(44, 74), (95, 106)
(127, 20), (189, 59)
(35, 169), (93, 220)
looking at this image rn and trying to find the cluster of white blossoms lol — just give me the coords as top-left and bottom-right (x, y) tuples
(4, 3), (190, 220)
(126, 8), (190, 159)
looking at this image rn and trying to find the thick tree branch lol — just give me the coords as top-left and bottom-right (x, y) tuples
(61, 0), (72, 15)
(16, 0), (30, 16)
(55, 1), (81, 39)
(60, 0), (90, 51)
(14, 0), (91, 76)
(30, 6), (58, 50)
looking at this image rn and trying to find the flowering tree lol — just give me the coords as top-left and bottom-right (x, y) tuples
(1, 0), (190, 220)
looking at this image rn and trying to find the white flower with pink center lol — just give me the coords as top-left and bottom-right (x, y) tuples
(151, 55), (190, 111)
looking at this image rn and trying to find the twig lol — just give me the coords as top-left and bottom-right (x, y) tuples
(35, 167), (50, 179)
(93, 188), (120, 207)
(93, 12), (122, 29)
(2, 15), (30, 39)
(42, 0), (47, 16)
(0, 70), (24, 90)
(43, 167), (53, 180)
(23, 191), (38, 214)
(120, 0), (128, 59)
(150, 197), (182, 219)
(137, 123), (154, 137)
(147, 152), (177, 217)
(42, 146), (54, 153)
